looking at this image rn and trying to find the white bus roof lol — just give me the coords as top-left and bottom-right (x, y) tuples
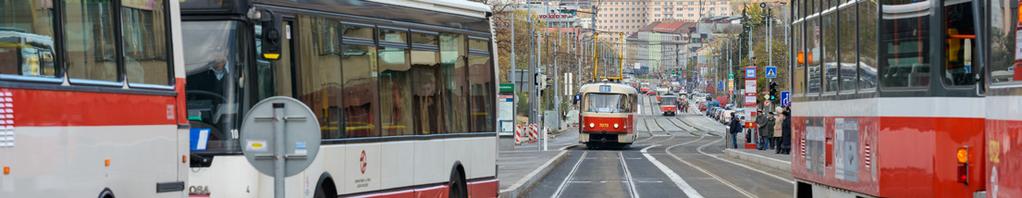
(368, 0), (491, 18)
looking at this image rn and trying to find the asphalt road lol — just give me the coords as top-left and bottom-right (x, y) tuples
(527, 95), (795, 198)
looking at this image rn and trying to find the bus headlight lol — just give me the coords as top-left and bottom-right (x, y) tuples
(589, 123), (595, 128)
(614, 123), (620, 128)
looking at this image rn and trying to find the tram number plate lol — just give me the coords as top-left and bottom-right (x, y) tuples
(600, 85), (611, 92)
(599, 123), (609, 127)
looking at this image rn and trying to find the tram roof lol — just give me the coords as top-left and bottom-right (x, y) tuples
(367, 0), (492, 19)
(579, 83), (638, 94)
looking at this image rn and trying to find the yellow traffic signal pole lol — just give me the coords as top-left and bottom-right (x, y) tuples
(592, 32), (599, 81)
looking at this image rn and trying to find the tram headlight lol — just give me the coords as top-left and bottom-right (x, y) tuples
(614, 123), (620, 129)
(589, 123), (595, 128)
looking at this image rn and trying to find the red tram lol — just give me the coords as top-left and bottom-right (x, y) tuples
(579, 83), (638, 148)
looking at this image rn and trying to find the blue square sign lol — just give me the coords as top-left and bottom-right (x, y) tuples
(765, 66), (778, 79)
(745, 67), (756, 78)
(781, 91), (791, 107)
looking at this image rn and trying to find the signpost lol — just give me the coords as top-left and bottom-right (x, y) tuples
(240, 97), (322, 198)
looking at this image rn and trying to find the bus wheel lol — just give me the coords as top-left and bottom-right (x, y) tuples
(448, 168), (468, 198)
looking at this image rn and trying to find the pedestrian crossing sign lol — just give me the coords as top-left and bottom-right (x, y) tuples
(765, 66), (778, 79)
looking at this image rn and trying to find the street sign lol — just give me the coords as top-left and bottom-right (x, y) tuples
(781, 91), (791, 107)
(499, 83), (514, 93)
(240, 96), (321, 198)
(718, 81), (725, 91)
(765, 66), (778, 79)
(745, 66), (756, 79)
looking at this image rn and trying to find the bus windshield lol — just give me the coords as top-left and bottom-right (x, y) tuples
(585, 93), (632, 113)
(183, 21), (242, 155)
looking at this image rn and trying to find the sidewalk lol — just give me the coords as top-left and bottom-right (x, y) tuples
(720, 128), (792, 172)
(497, 127), (579, 198)
(723, 146), (792, 172)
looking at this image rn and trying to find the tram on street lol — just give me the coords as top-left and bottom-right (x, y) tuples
(0, 0), (188, 197)
(180, 0), (498, 197)
(788, 0), (1021, 197)
(578, 82), (638, 148)
(659, 93), (678, 116)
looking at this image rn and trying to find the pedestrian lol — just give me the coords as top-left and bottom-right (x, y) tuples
(781, 107), (792, 154)
(756, 109), (774, 150)
(728, 113), (742, 149)
(773, 107), (785, 154)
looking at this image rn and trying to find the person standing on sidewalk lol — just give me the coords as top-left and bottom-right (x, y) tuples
(756, 109), (774, 150)
(773, 107), (785, 154)
(728, 113), (742, 149)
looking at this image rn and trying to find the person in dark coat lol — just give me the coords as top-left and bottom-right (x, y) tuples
(728, 113), (742, 149)
(756, 109), (775, 150)
(781, 107), (792, 154)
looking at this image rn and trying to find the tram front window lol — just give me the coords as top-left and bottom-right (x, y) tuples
(585, 93), (632, 113)
(183, 21), (242, 155)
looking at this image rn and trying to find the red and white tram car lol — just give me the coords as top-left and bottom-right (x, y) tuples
(578, 83), (638, 148)
(787, 0), (1018, 197)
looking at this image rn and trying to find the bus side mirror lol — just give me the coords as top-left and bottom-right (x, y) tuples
(258, 10), (282, 61)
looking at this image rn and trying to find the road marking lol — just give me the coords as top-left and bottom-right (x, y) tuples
(640, 145), (704, 198)
(696, 138), (796, 184)
(551, 151), (588, 198)
(500, 150), (569, 194)
(619, 151), (641, 198)
(666, 136), (755, 198)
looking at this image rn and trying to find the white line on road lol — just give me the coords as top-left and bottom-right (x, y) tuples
(551, 151), (588, 198)
(619, 151), (640, 198)
(666, 136), (755, 198)
(640, 145), (704, 198)
(696, 138), (796, 184)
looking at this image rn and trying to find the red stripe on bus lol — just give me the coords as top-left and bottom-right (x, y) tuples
(6, 88), (177, 126)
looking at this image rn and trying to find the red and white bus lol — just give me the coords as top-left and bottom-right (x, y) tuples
(180, 0), (498, 197)
(578, 82), (638, 148)
(0, 0), (188, 197)
(788, 0), (1022, 197)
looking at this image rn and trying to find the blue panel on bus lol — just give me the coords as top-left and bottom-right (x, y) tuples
(190, 128), (211, 151)
(600, 85), (611, 92)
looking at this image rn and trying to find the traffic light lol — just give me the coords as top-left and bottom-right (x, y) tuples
(769, 82), (778, 103)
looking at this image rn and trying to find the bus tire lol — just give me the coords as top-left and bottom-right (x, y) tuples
(98, 188), (115, 198)
(448, 164), (468, 198)
(314, 175), (336, 198)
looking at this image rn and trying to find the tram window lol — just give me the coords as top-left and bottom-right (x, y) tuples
(342, 44), (380, 137)
(295, 16), (345, 139)
(807, 17), (821, 94)
(838, 5), (857, 92)
(824, 11), (838, 93)
(879, 0), (930, 89)
(859, 0), (878, 90)
(411, 44), (445, 134)
(0, 0), (58, 78)
(123, 1), (170, 85)
(942, 2), (978, 87)
(584, 93), (632, 113)
(379, 46), (413, 136)
(989, 0), (1019, 84)
(468, 54), (494, 132)
(65, 0), (118, 82)
(182, 20), (243, 153)
(793, 21), (806, 95)
(440, 33), (468, 132)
